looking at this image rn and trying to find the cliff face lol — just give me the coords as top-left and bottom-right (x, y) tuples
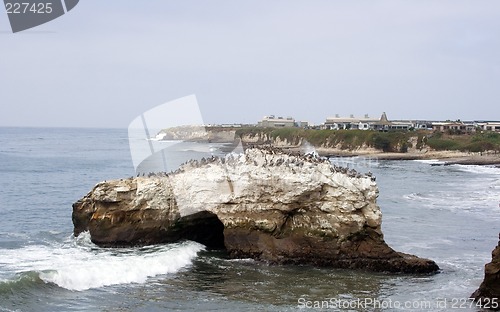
(472, 234), (500, 309)
(156, 126), (237, 143)
(73, 148), (439, 273)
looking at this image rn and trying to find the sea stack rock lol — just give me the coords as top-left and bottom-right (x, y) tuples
(472, 234), (500, 309)
(72, 148), (439, 273)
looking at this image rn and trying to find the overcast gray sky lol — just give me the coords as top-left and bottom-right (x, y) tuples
(1, 1), (500, 128)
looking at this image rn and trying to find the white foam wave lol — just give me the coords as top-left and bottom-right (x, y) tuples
(451, 164), (500, 175)
(226, 258), (255, 263)
(401, 187), (500, 221)
(0, 235), (204, 291)
(413, 159), (444, 164)
(403, 192), (429, 201)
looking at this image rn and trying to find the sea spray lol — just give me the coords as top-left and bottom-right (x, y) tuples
(0, 234), (205, 291)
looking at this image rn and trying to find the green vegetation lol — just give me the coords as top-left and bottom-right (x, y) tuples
(425, 132), (463, 151)
(235, 127), (500, 153)
(426, 131), (500, 152)
(236, 128), (410, 152)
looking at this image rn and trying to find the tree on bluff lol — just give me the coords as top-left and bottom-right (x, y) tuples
(373, 134), (392, 152)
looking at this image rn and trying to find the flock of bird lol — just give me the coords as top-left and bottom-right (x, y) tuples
(132, 146), (375, 181)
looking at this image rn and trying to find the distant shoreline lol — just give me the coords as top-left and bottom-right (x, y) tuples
(158, 126), (500, 166)
(297, 147), (500, 166)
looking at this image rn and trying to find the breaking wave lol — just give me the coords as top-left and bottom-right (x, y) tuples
(450, 164), (500, 175)
(412, 159), (445, 165)
(0, 233), (204, 291)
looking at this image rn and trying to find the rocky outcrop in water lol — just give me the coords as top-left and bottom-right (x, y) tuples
(72, 148), (439, 273)
(472, 234), (500, 309)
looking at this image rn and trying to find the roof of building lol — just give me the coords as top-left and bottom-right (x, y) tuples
(325, 116), (379, 123)
(373, 112), (392, 125)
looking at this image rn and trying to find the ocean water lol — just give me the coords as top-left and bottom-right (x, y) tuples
(0, 128), (499, 311)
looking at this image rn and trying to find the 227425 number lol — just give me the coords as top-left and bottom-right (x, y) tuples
(5, 2), (53, 14)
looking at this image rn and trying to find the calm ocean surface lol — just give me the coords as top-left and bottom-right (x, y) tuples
(0, 127), (499, 311)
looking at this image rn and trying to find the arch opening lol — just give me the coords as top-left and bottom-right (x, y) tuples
(171, 211), (226, 249)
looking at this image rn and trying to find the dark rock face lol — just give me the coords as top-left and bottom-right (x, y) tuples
(72, 180), (224, 249)
(223, 228), (438, 273)
(72, 148), (439, 274)
(472, 234), (500, 310)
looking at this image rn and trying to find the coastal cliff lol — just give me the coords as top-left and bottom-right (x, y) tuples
(235, 128), (500, 159)
(472, 234), (500, 309)
(156, 126), (500, 164)
(73, 148), (439, 273)
(156, 126), (236, 143)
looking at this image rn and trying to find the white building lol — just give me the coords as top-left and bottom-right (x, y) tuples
(258, 115), (295, 128)
(324, 114), (378, 130)
(477, 121), (500, 132)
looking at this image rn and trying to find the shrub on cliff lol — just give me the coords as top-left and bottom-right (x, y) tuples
(303, 129), (335, 146)
(373, 134), (392, 152)
(426, 138), (462, 151)
(427, 132), (500, 152)
(236, 127), (500, 153)
(372, 132), (410, 153)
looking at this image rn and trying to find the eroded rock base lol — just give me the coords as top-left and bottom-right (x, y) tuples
(472, 234), (500, 310)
